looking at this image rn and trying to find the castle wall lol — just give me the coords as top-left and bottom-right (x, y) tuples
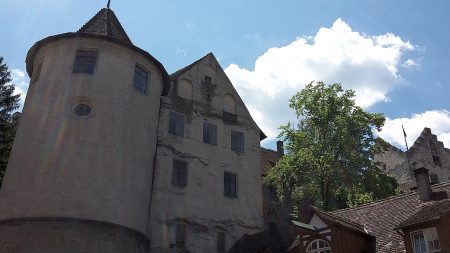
(0, 37), (164, 238)
(375, 128), (450, 188)
(149, 55), (264, 252)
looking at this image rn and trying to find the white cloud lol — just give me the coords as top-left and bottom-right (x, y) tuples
(401, 59), (420, 69)
(224, 18), (417, 142)
(10, 69), (29, 106)
(378, 110), (450, 150)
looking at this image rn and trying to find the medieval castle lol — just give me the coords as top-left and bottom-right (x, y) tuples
(0, 6), (449, 253)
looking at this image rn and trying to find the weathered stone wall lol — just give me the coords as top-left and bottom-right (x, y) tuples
(375, 128), (450, 189)
(0, 37), (164, 237)
(0, 218), (149, 253)
(149, 54), (264, 252)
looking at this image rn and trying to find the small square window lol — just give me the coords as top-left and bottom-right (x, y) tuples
(231, 130), (244, 153)
(217, 232), (225, 252)
(224, 172), (237, 198)
(204, 75), (212, 84)
(73, 50), (97, 74)
(169, 111), (185, 137)
(203, 122), (217, 145)
(176, 223), (186, 245)
(172, 159), (188, 187)
(133, 65), (148, 93)
(411, 227), (441, 253)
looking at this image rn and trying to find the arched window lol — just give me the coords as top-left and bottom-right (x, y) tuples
(223, 93), (236, 114)
(306, 239), (331, 253)
(177, 79), (193, 100)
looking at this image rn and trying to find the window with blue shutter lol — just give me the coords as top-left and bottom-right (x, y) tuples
(203, 122), (217, 145)
(133, 65), (148, 94)
(231, 130), (244, 153)
(73, 50), (97, 74)
(169, 111), (185, 137)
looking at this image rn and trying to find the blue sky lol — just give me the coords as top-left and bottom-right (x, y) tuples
(1, 0), (450, 150)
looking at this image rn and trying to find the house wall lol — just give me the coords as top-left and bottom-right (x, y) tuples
(0, 37), (165, 251)
(149, 55), (264, 252)
(402, 215), (450, 253)
(330, 224), (373, 253)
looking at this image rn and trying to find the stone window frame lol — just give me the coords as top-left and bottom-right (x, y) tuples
(410, 227), (441, 253)
(73, 49), (98, 74)
(171, 159), (188, 188)
(168, 111), (185, 137)
(224, 171), (238, 198)
(133, 64), (149, 94)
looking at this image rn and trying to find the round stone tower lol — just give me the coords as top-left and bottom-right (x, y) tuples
(0, 7), (169, 253)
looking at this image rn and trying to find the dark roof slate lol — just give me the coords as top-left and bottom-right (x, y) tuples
(331, 182), (450, 253)
(260, 148), (280, 175)
(78, 8), (132, 45)
(397, 199), (450, 229)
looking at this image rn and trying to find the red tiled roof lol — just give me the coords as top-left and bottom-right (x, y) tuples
(331, 182), (450, 253)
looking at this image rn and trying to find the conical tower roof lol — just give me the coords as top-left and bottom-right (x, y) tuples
(78, 8), (132, 45)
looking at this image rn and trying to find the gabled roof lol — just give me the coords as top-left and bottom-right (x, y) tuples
(396, 199), (450, 229)
(169, 53), (267, 140)
(331, 182), (450, 253)
(78, 8), (132, 45)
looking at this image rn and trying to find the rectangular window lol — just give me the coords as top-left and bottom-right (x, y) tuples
(411, 227), (441, 253)
(224, 172), (237, 198)
(231, 130), (244, 153)
(133, 65), (148, 93)
(168, 111), (185, 137)
(73, 50), (97, 74)
(203, 122), (217, 145)
(175, 223), (186, 245)
(217, 232), (225, 252)
(171, 159), (187, 187)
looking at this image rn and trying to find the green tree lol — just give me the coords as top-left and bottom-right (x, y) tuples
(265, 82), (398, 211)
(0, 56), (21, 186)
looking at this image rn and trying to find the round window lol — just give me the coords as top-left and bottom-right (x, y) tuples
(73, 103), (91, 117)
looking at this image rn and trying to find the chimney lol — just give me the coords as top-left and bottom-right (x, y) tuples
(414, 167), (432, 201)
(277, 141), (284, 157)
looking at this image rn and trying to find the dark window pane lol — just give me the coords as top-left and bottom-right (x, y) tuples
(133, 65), (148, 93)
(231, 130), (244, 153)
(176, 224), (186, 244)
(73, 50), (97, 74)
(224, 172), (237, 198)
(172, 159), (187, 187)
(217, 232), (225, 252)
(203, 122), (217, 145)
(169, 111), (185, 137)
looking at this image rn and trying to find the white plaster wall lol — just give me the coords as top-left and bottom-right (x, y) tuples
(149, 55), (264, 252)
(0, 37), (164, 235)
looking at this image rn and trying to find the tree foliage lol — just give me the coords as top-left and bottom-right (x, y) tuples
(0, 56), (21, 186)
(264, 82), (398, 211)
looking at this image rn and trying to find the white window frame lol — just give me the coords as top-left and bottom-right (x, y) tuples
(411, 227), (441, 253)
(306, 239), (331, 253)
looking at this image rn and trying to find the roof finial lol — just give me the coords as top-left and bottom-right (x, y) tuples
(107, 0), (111, 9)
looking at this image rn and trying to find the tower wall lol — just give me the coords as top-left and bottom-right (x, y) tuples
(0, 37), (164, 251)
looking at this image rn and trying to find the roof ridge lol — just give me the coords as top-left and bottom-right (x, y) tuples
(332, 181), (450, 214)
(170, 52), (213, 80)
